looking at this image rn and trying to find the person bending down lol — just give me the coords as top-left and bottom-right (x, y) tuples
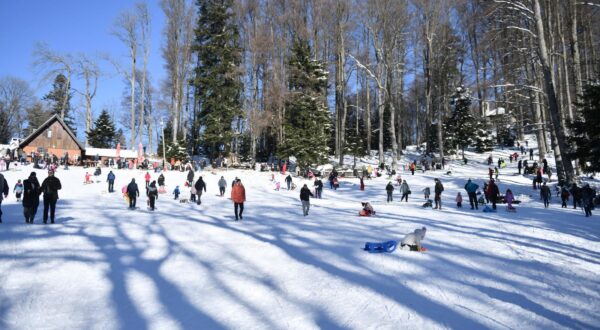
(401, 227), (427, 251)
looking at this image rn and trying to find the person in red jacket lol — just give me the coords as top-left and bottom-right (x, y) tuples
(231, 179), (246, 221)
(144, 172), (151, 189)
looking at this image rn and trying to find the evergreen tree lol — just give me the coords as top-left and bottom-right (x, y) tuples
(446, 86), (477, 158)
(25, 102), (51, 136)
(277, 39), (331, 171)
(43, 74), (77, 134)
(157, 121), (186, 160)
(0, 110), (9, 143)
(473, 120), (495, 153)
(115, 128), (127, 149)
(87, 110), (117, 148)
(569, 83), (600, 173)
(192, 0), (243, 159)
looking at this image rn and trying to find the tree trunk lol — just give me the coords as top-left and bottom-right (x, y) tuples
(533, 0), (574, 183)
(130, 44), (137, 149)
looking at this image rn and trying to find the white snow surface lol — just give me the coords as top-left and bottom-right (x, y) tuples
(1, 144), (599, 329)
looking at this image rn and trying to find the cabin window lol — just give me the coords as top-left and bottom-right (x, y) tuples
(47, 130), (52, 138)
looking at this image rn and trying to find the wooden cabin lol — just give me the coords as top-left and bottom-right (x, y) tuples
(19, 114), (85, 164)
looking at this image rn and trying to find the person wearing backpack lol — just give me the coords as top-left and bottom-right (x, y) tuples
(41, 170), (62, 224)
(147, 181), (158, 211)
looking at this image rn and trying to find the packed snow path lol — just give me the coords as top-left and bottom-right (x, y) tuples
(0, 154), (599, 329)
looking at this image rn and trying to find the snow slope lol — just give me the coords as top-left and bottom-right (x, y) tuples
(0, 145), (599, 329)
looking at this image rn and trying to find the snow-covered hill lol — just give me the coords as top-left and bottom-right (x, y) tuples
(0, 142), (598, 329)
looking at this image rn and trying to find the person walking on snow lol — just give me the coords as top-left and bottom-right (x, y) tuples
(144, 172), (151, 189)
(488, 168), (493, 181)
(194, 176), (207, 205)
(410, 162), (416, 175)
(218, 176), (227, 196)
(560, 186), (570, 208)
(231, 179), (246, 221)
(386, 181), (394, 202)
(158, 174), (165, 193)
(314, 178), (323, 198)
(518, 159), (523, 174)
(0, 173), (8, 223)
(456, 192), (463, 208)
(464, 179), (479, 210)
(285, 174), (293, 190)
(147, 181), (158, 211)
(401, 227), (427, 251)
(486, 179), (499, 210)
(173, 185), (180, 200)
(581, 184), (596, 217)
(505, 189), (515, 211)
(359, 176), (365, 191)
(400, 179), (410, 202)
(529, 148), (534, 160)
(494, 166), (499, 181)
(107, 171), (116, 193)
(540, 182), (551, 208)
(127, 179), (140, 209)
(41, 170), (62, 224)
(187, 169), (195, 187)
(434, 178), (444, 209)
(300, 184), (314, 216)
(22, 172), (40, 224)
(85, 172), (91, 184)
(14, 179), (23, 202)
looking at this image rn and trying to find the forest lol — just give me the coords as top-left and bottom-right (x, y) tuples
(1, 0), (599, 183)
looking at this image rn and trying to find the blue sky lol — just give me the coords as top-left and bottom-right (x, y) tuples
(0, 0), (168, 135)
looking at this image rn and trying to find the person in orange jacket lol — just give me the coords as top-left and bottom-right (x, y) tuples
(231, 179), (246, 221)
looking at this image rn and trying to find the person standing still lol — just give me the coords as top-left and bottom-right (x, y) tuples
(41, 170), (62, 224)
(231, 179), (246, 221)
(434, 178), (444, 209)
(107, 171), (116, 193)
(22, 172), (40, 224)
(0, 173), (8, 223)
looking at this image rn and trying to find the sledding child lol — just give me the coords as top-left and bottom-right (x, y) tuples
(505, 189), (515, 211)
(173, 185), (180, 200)
(14, 179), (23, 202)
(359, 202), (375, 216)
(85, 172), (91, 184)
(456, 192), (463, 208)
(401, 227), (427, 251)
(422, 187), (430, 200)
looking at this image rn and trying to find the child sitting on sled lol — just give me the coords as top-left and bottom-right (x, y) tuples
(359, 202), (375, 216)
(401, 227), (427, 251)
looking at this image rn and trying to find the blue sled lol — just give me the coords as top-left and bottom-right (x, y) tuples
(364, 240), (398, 253)
(483, 206), (497, 213)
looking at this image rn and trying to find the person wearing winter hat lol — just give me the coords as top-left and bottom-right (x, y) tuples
(41, 169), (62, 224)
(23, 172), (41, 224)
(401, 227), (427, 251)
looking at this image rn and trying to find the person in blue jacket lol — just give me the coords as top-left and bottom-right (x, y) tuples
(464, 179), (479, 210)
(107, 171), (116, 193)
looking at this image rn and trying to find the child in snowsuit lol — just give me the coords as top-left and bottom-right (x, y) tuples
(401, 227), (427, 251)
(173, 186), (180, 200)
(14, 180), (24, 202)
(359, 202), (375, 216)
(422, 187), (430, 200)
(85, 172), (91, 184)
(456, 192), (463, 208)
(505, 189), (515, 211)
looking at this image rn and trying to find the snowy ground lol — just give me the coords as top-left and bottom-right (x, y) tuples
(0, 144), (599, 329)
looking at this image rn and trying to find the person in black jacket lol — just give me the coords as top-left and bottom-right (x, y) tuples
(194, 176), (207, 205)
(0, 173), (8, 223)
(433, 178), (444, 210)
(186, 169), (195, 186)
(314, 178), (323, 199)
(147, 181), (158, 211)
(22, 172), (41, 224)
(127, 179), (140, 209)
(41, 170), (62, 224)
(300, 184), (314, 216)
(386, 182), (394, 203)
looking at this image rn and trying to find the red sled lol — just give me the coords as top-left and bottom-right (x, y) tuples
(359, 210), (376, 216)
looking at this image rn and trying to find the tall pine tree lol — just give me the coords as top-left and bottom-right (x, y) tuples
(192, 0), (243, 159)
(569, 83), (600, 173)
(87, 110), (117, 148)
(43, 74), (77, 134)
(277, 39), (331, 171)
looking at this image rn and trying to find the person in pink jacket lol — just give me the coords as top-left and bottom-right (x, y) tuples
(456, 192), (463, 208)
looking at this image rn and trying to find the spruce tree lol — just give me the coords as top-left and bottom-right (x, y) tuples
(43, 74), (77, 134)
(277, 40), (331, 171)
(569, 83), (600, 173)
(157, 121), (186, 160)
(446, 86), (477, 158)
(192, 0), (243, 159)
(87, 110), (117, 148)
(25, 102), (51, 135)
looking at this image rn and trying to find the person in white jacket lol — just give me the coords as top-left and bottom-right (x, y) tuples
(401, 227), (427, 251)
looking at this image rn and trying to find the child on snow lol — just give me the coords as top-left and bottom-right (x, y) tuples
(456, 192), (463, 208)
(173, 186), (180, 200)
(275, 181), (281, 191)
(401, 227), (427, 251)
(422, 187), (430, 200)
(505, 189), (515, 211)
(190, 185), (197, 202)
(85, 172), (91, 184)
(14, 180), (23, 202)
(359, 202), (375, 216)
